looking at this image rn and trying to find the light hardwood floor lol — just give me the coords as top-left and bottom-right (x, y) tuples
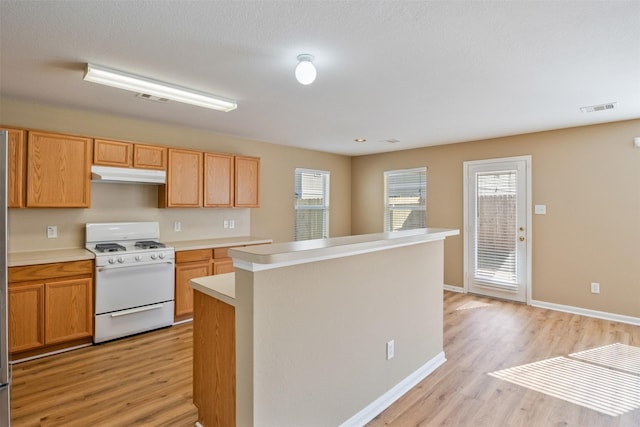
(368, 292), (640, 427)
(10, 323), (198, 426)
(10, 292), (640, 426)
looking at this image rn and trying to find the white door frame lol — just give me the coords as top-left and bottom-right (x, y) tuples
(463, 155), (532, 304)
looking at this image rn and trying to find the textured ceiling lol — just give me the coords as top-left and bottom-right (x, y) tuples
(1, 0), (639, 156)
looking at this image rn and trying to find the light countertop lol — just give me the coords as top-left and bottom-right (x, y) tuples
(8, 248), (95, 267)
(166, 236), (272, 252)
(229, 228), (459, 271)
(190, 272), (236, 307)
(8, 236), (272, 267)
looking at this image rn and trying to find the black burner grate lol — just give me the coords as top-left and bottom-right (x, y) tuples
(95, 243), (126, 253)
(134, 240), (166, 249)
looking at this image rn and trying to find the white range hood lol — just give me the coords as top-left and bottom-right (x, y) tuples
(91, 165), (166, 185)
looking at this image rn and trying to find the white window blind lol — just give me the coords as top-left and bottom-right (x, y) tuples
(384, 167), (426, 232)
(295, 168), (330, 241)
(474, 170), (517, 286)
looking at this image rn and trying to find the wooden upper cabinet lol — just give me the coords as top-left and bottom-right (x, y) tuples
(161, 148), (203, 207)
(235, 155), (260, 207)
(94, 139), (167, 170)
(134, 144), (167, 170)
(27, 131), (92, 208)
(2, 127), (27, 208)
(204, 152), (234, 207)
(93, 139), (132, 167)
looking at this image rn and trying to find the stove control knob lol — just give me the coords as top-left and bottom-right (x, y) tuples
(135, 255), (142, 261)
(117, 256), (125, 264)
(150, 253), (158, 260)
(108, 258), (116, 264)
(158, 252), (165, 259)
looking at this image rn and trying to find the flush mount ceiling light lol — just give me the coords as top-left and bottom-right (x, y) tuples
(83, 63), (237, 112)
(295, 54), (316, 85)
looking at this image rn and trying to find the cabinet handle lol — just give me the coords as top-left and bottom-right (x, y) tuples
(111, 304), (164, 317)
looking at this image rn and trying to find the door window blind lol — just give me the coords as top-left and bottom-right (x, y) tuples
(474, 170), (517, 285)
(384, 167), (426, 232)
(294, 168), (330, 241)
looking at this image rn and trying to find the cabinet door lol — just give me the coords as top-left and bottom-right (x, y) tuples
(93, 139), (133, 167)
(27, 131), (93, 207)
(175, 261), (211, 320)
(8, 283), (45, 353)
(235, 156), (260, 207)
(213, 259), (234, 275)
(162, 148), (203, 207)
(134, 144), (167, 170)
(3, 127), (27, 208)
(44, 277), (93, 345)
(204, 152), (234, 207)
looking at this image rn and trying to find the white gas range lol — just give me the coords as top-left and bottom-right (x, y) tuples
(86, 222), (175, 343)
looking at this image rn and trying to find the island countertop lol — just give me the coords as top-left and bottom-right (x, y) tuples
(228, 228), (458, 270)
(190, 272), (236, 307)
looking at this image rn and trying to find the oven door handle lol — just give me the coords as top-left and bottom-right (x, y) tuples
(110, 303), (165, 318)
(97, 261), (174, 272)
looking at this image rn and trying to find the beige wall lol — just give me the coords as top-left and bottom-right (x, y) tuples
(235, 240), (444, 426)
(1, 97), (352, 249)
(352, 119), (640, 318)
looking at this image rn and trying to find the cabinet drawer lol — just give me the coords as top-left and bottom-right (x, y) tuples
(9, 260), (93, 283)
(213, 247), (231, 259)
(176, 249), (211, 264)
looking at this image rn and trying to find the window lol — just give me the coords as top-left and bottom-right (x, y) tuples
(295, 168), (330, 241)
(384, 167), (427, 232)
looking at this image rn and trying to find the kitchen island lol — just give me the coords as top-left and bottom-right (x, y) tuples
(191, 228), (458, 426)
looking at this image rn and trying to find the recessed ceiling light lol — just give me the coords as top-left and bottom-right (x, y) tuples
(385, 138), (400, 144)
(354, 138), (367, 143)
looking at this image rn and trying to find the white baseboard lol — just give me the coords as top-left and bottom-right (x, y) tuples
(531, 299), (640, 327)
(444, 284), (464, 293)
(339, 351), (447, 427)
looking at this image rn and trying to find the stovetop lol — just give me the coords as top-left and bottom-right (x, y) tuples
(93, 241), (167, 253)
(86, 222), (174, 265)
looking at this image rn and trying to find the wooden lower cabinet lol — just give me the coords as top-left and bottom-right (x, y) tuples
(175, 261), (210, 321)
(8, 283), (45, 353)
(193, 290), (235, 426)
(8, 260), (93, 358)
(174, 246), (239, 321)
(44, 277), (93, 344)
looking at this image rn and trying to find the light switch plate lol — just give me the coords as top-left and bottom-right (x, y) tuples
(47, 225), (57, 238)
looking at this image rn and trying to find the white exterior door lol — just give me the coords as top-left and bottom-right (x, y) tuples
(464, 156), (531, 303)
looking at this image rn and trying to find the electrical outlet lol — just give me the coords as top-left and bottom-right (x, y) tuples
(174, 221), (181, 232)
(223, 220), (229, 229)
(386, 340), (395, 360)
(229, 220), (235, 229)
(47, 225), (57, 238)
(590, 282), (600, 294)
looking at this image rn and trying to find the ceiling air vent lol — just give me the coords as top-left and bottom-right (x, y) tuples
(136, 93), (170, 103)
(580, 102), (617, 113)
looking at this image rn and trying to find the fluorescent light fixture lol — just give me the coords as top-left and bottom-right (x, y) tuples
(83, 63), (237, 112)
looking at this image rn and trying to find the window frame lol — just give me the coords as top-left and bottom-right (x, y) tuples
(294, 168), (330, 241)
(384, 167), (427, 232)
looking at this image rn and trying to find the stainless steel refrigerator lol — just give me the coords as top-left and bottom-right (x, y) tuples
(0, 130), (11, 425)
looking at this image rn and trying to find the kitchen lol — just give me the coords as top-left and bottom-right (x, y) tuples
(1, 1), (640, 426)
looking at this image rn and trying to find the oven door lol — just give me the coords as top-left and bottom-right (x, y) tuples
(95, 261), (174, 315)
